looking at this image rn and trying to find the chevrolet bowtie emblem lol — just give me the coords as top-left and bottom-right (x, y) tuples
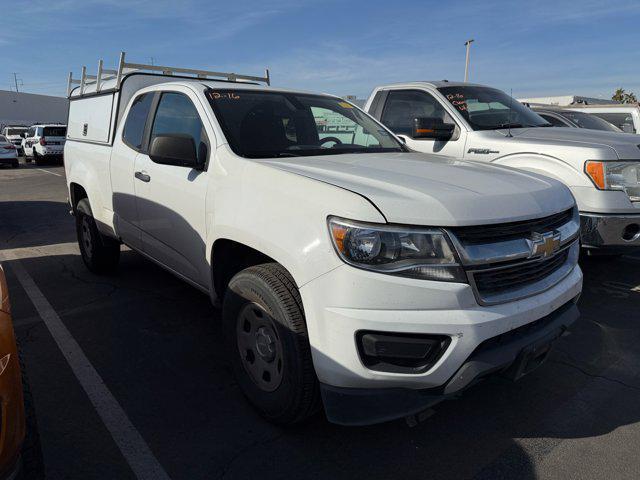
(528, 231), (561, 258)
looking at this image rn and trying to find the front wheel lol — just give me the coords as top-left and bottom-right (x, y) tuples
(75, 198), (120, 273)
(32, 149), (40, 165)
(223, 263), (320, 425)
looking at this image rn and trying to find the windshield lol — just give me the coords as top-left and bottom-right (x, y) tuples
(207, 89), (405, 158)
(438, 86), (551, 130)
(6, 128), (27, 136)
(560, 111), (622, 132)
(43, 127), (66, 137)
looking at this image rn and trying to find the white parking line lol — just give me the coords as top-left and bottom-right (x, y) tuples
(0, 251), (171, 480)
(36, 168), (62, 177)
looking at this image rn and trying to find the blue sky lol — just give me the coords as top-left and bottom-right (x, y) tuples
(2, 0), (639, 100)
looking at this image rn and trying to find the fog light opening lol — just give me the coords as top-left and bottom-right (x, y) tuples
(622, 223), (640, 241)
(356, 331), (451, 374)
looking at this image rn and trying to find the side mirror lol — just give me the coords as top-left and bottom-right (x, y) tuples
(412, 117), (455, 141)
(149, 134), (203, 169)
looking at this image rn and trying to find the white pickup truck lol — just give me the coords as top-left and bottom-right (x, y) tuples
(65, 55), (582, 426)
(365, 82), (640, 254)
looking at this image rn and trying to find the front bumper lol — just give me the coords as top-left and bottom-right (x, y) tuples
(321, 301), (578, 425)
(580, 213), (640, 250)
(301, 263), (582, 390)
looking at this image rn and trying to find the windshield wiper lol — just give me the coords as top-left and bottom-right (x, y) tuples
(494, 122), (523, 129)
(246, 152), (302, 158)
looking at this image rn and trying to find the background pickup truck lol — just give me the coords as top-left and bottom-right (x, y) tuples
(365, 82), (640, 254)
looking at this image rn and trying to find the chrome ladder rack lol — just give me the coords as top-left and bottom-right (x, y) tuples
(67, 51), (270, 97)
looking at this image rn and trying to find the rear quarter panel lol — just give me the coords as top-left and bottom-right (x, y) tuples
(64, 140), (116, 235)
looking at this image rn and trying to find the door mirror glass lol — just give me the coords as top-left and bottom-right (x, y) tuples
(412, 117), (455, 140)
(149, 134), (201, 169)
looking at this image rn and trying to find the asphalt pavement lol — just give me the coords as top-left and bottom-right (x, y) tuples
(1, 157), (640, 480)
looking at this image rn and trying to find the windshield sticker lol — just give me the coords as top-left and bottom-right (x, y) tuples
(210, 92), (240, 100)
(338, 101), (354, 108)
(446, 93), (468, 111)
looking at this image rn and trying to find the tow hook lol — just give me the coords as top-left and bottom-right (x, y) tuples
(405, 408), (436, 427)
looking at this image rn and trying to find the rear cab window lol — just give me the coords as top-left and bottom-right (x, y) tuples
(123, 93), (154, 151)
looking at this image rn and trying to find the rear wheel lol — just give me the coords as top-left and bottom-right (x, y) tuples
(12, 160), (19, 168)
(223, 263), (320, 425)
(75, 198), (120, 273)
(32, 149), (40, 165)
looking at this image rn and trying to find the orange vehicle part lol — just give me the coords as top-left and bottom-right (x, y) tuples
(0, 265), (25, 477)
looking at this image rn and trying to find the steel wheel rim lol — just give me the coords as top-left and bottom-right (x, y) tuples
(81, 216), (93, 258)
(236, 302), (284, 392)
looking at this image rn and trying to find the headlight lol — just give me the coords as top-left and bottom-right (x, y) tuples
(328, 217), (466, 282)
(585, 161), (640, 201)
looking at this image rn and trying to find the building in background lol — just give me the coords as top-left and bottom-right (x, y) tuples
(517, 95), (618, 106)
(0, 90), (68, 128)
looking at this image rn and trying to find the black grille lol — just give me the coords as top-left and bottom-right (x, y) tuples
(473, 249), (569, 298)
(452, 209), (574, 245)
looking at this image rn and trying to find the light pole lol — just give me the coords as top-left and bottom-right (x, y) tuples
(464, 39), (474, 82)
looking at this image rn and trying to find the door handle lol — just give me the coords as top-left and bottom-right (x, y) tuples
(135, 171), (151, 182)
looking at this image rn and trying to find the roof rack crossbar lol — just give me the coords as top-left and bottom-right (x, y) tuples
(67, 51), (271, 98)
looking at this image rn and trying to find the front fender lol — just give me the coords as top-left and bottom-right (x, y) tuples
(205, 148), (386, 297)
(489, 152), (591, 188)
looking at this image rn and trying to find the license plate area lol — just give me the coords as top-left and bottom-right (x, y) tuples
(502, 328), (563, 381)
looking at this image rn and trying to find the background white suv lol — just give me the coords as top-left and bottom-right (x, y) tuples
(23, 124), (67, 165)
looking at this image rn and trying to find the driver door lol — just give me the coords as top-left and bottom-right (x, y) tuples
(379, 89), (466, 158)
(134, 90), (211, 288)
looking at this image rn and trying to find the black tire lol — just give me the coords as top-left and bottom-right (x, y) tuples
(12, 161), (19, 168)
(32, 149), (40, 166)
(18, 353), (45, 480)
(75, 198), (120, 273)
(223, 263), (320, 425)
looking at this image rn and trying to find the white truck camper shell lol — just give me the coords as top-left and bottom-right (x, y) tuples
(66, 51), (271, 145)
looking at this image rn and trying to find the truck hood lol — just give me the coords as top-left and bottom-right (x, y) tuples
(491, 127), (640, 160)
(262, 152), (574, 226)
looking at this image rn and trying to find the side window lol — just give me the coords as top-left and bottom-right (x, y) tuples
(381, 90), (453, 136)
(123, 93), (154, 150)
(150, 92), (208, 165)
(36, 127), (43, 137)
(539, 113), (567, 127)
(593, 113), (636, 133)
